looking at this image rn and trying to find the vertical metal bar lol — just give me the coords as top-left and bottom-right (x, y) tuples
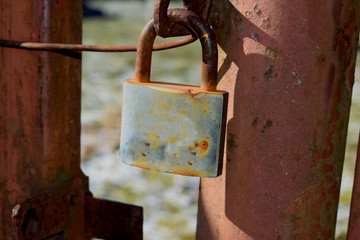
(197, 0), (360, 239)
(0, 0), (85, 239)
(347, 132), (360, 239)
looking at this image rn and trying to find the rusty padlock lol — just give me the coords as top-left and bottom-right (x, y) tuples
(119, 9), (228, 177)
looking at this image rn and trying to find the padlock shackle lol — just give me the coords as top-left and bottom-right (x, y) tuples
(135, 9), (218, 91)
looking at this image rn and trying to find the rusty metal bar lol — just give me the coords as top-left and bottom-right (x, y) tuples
(347, 132), (360, 239)
(135, 9), (218, 91)
(0, 1), (143, 239)
(153, 0), (211, 37)
(0, 36), (197, 52)
(86, 197), (143, 239)
(0, 0), (86, 238)
(197, 0), (360, 239)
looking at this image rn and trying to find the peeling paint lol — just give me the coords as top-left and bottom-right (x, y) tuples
(253, 4), (260, 14)
(245, 11), (252, 19)
(251, 31), (259, 41)
(265, 47), (278, 60)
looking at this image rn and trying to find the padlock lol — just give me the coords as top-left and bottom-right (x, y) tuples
(119, 9), (228, 177)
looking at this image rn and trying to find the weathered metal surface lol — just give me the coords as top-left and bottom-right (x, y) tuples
(12, 177), (88, 240)
(0, 1), (143, 239)
(86, 196), (143, 240)
(153, 0), (211, 37)
(347, 132), (360, 239)
(11, 176), (143, 240)
(120, 80), (227, 177)
(0, 36), (196, 52)
(197, 0), (360, 239)
(0, 0), (85, 239)
(135, 9), (218, 91)
(120, 9), (228, 177)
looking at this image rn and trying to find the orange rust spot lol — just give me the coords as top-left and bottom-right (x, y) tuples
(141, 152), (146, 157)
(170, 168), (206, 177)
(148, 133), (161, 139)
(131, 162), (207, 177)
(203, 109), (207, 114)
(188, 161), (193, 166)
(132, 162), (161, 172)
(189, 139), (210, 155)
(200, 140), (209, 150)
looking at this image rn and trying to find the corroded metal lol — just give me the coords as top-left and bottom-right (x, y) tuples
(11, 176), (143, 240)
(135, 10), (218, 91)
(120, 9), (228, 177)
(0, 36), (196, 52)
(86, 197), (143, 240)
(0, 1), (143, 239)
(347, 132), (360, 239)
(12, 177), (88, 240)
(0, 0), (85, 238)
(153, 0), (211, 37)
(120, 80), (227, 177)
(197, 0), (360, 239)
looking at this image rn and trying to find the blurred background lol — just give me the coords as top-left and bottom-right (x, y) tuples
(79, 1), (360, 239)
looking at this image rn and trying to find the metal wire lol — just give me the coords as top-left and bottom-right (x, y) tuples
(0, 35), (196, 52)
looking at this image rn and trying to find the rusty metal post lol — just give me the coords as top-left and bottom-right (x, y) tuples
(347, 132), (360, 239)
(197, 0), (360, 239)
(0, 1), (143, 240)
(0, 0), (85, 239)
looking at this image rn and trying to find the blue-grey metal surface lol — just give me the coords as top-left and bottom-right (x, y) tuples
(119, 79), (227, 177)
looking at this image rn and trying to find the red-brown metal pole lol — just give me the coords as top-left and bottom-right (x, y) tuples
(0, 0), (85, 239)
(197, 0), (360, 239)
(347, 132), (360, 239)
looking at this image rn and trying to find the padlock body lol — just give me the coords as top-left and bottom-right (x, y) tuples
(119, 79), (228, 177)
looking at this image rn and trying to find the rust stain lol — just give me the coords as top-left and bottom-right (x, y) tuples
(170, 168), (207, 177)
(326, 64), (335, 103)
(287, 179), (339, 239)
(265, 47), (278, 60)
(200, 140), (209, 150)
(261, 120), (273, 134)
(166, 136), (180, 144)
(155, 102), (173, 111)
(227, 133), (238, 152)
(132, 162), (162, 172)
(198, 140), (210, 155)
(315, 50), (326, 64)
(131, 162), (206, 177)
(187, 139), (210, 156)
(252, 117), (259, 127)
(263, 65), (274, 81)
(201, 33), (209, 43)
